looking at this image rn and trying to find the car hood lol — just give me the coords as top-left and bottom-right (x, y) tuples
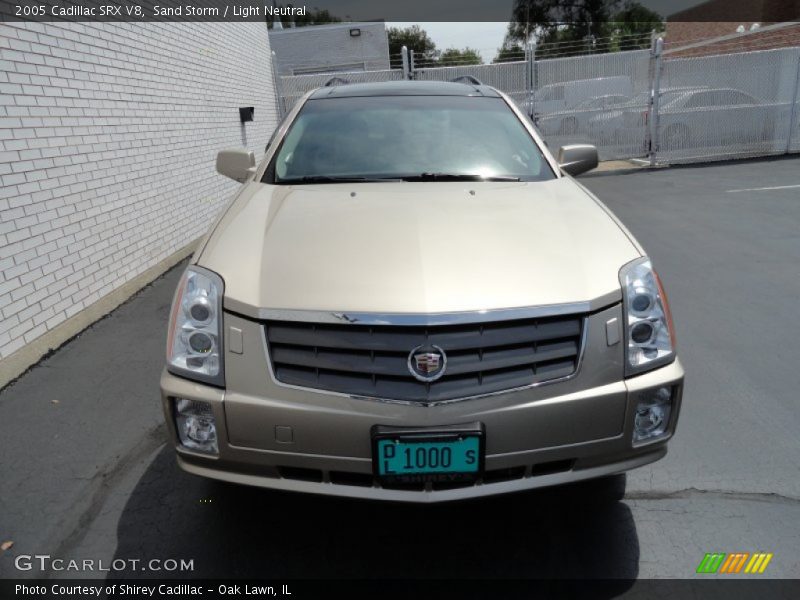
(198, 179), (640, 316)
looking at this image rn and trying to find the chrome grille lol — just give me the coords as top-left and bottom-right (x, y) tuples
(264, 314), (584, 403)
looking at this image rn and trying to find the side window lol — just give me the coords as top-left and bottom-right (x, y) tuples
(686, 92), (713, 108)
(712, 90), (734, 106)
(728, 91), (755, 106)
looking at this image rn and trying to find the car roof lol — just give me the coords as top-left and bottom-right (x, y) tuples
(308, 80), (502, 100)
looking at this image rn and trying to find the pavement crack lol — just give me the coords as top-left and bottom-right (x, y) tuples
(626, 487), (800, 504)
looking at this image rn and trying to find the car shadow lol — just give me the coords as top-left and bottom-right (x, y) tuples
(109, 446), (639, 586)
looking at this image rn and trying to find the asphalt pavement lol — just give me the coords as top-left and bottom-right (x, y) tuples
(1, 156), (799, 583)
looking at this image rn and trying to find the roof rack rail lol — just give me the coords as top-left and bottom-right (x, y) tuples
(450, 75), (483, 86)
(324, 77), (349, 87)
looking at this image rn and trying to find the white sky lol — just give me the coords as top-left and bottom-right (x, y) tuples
(389, 22), (510, 64)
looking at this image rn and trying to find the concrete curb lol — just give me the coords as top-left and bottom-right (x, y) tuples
(581, 159), (665, 178)
(581, 167), (652, 178)
(0, 239), (199, 390)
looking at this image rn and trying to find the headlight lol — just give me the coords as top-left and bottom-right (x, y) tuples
(620, 257), (676, 376)
(166, 266), (225, 386)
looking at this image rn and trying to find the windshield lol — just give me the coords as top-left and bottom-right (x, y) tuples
(268, 95), (554, 183)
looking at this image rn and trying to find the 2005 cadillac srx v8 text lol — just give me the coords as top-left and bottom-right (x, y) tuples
(161, 80), (684, 502)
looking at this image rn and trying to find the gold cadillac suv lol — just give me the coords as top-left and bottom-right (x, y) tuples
(161, 80), (684, 502)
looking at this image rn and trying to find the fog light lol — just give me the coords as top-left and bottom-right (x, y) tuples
(633, 386), (672, 443)
(175, 398), (218, 454)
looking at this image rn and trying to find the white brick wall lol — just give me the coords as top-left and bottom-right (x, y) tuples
(0, 21), (278, 360)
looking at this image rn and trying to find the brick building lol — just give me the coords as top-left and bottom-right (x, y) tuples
(666, 0), (800, 57)
(0, 22), (279, 382)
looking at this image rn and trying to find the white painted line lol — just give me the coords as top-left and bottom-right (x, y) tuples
(727, 184), (800, 193)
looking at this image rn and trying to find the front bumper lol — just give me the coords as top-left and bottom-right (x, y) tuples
(160, 352), (684, 503)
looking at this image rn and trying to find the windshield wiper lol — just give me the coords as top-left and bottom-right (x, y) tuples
(280, 176), (401, 184)
(401, 173), (521, 182)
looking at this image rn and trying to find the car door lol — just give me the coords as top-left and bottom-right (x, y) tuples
(726, 90), (766, 141)
(680, 91), (720, 146)
(711, 89), (746, 143)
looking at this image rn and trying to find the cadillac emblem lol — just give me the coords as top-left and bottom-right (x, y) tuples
(408, 345), (447, 382)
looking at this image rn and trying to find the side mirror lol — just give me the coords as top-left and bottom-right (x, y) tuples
(557, 144), (598, 177)
(216, 149), (256, 182)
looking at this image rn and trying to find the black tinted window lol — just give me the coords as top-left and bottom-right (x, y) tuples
(726, 91), (757, 105)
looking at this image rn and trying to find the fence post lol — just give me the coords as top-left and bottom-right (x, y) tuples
(785, 52), (800, 154)
(401, 45), (410, 80)
(648, 37), (664, 166)
(526, 42), (536, 118)
(270, 50), (285, 118)
(409, 50), (416, 79)
(524, 43), (529, 113)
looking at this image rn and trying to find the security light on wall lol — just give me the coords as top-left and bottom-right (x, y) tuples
(239, 107), (254, 122)
(349, 28), (361, 37)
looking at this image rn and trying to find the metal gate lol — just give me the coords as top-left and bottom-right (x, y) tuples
(654, 47), (800, 163)
(275, 43), (800, 165)
(412, 57), (533, 110)
(531, 49), (652, 161)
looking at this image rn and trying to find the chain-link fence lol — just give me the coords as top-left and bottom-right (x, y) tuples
(277, 68), (406, 114)
(532, 49), (652, 160)
(414, 60), (532, 107)
(792, 80), (800, 154)
(275, 43), (800, 165)
(655, 47), (800, 163)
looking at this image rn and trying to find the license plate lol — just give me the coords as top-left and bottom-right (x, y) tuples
(372, 424), (484, 484)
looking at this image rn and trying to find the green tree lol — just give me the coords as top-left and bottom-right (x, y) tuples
(608, 1), (664, 50)
(267, 7), (342, 29)
(387, 25), (439, 61)
(493, 42), (526, 63)
(438, 47), (483, 66)
(506, 0), (662, 57)
(507, 0), (615, 53)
